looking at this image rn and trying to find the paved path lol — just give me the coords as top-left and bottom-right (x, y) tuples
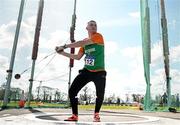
(0, 108), (179, 125)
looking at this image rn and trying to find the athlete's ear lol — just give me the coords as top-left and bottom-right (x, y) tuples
(86, 26), (88, 30)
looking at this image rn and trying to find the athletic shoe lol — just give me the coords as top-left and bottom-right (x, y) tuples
(64, 114), (78, 121)
(93, 112), (100, 122)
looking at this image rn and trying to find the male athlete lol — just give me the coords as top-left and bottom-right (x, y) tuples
(55, 20), (106, 122)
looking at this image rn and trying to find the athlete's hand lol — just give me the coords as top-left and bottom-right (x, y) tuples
(55, 46), (64, 53)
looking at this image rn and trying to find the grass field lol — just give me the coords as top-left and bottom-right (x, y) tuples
(0, 101), (66, 108)
(0, 101), (179, 111)
(0, 101), (139, 110)
(79, 104), (139, 110)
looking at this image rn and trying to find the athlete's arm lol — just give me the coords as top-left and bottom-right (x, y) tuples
(55, 39), (93, 54)
(67, 33), (103, 48)
(66, 38), (93, 48)
(57, 50), (84, 60)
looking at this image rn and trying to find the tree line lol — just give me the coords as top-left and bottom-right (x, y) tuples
(0, 84), (179, 108)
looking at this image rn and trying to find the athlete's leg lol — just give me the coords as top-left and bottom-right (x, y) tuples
(93, 71), (106, 113)
(69, 69), (90, 115)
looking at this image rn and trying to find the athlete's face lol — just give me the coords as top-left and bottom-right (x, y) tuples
(86, 21), (97, 33)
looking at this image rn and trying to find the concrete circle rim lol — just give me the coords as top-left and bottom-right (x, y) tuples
(24, 112), (160, 124)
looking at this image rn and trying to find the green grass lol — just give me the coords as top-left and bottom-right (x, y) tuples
(0, 101), (66, 108)
(0, 101), (138, 109)
(78, 104), (139, 110)
(155, 106), (180, 111)
(0, 101), (179, 111)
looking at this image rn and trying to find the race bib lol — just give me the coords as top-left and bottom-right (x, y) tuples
(85, 56), (95, 66)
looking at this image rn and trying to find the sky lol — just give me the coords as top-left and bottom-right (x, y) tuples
(0, 0), (179, 100)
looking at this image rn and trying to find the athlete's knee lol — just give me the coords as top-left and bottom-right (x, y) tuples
(96, 93), (105, 101)
(68, 88), (77, 99)
(69, 91), (78, 103)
